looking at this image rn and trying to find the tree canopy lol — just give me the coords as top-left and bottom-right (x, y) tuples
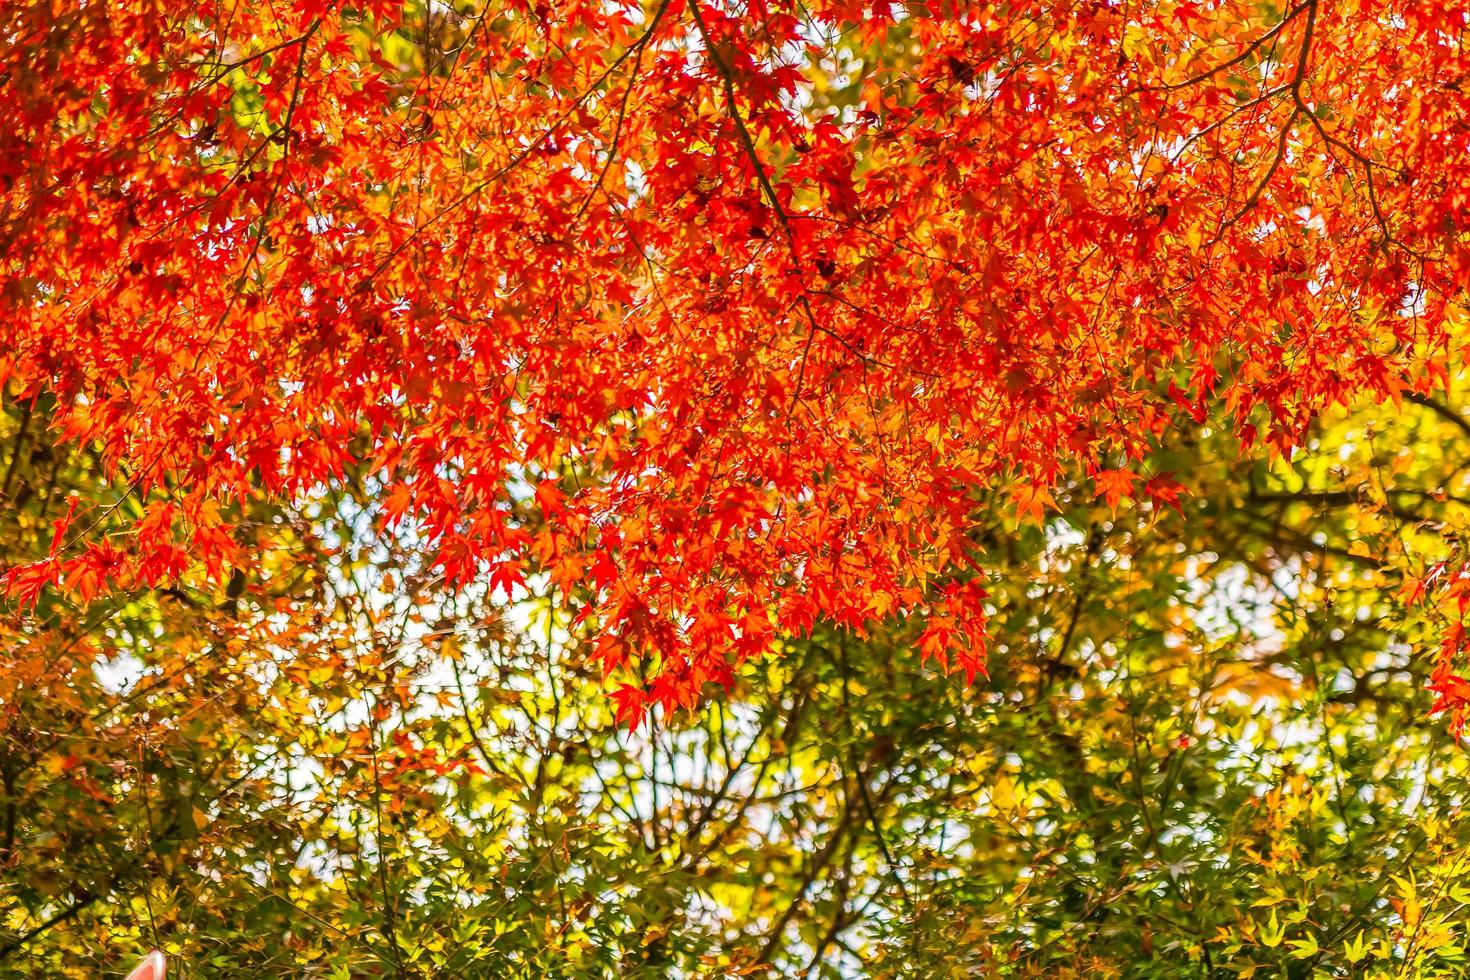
(5, 0), (1470, 975)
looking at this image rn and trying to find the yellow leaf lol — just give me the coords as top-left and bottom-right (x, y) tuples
(1260, 910), (1285, 948)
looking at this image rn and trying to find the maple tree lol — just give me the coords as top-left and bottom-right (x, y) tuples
(7, 0), (1470, 972)
(6, 0), (1470, 716)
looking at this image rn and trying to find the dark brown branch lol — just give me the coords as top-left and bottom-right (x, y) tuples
(1219, 0), (1317, 231)
(1, 396), (34, 501)
(755, 796), (857, 964)
(686, 2), (833, 416)
(570, 0), (672, 224)
(1135, 1), (1312, 93)
(1406, 391), (1470, 441)
(0, 893), (98, 960)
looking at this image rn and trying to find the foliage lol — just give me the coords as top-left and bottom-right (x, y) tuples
(5, 0), (1470, 708)
(6, 369), (1470, 975)
(6, 0), (1470, 975)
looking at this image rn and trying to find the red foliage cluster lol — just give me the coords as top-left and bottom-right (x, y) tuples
(4, 0), (1469, 717)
